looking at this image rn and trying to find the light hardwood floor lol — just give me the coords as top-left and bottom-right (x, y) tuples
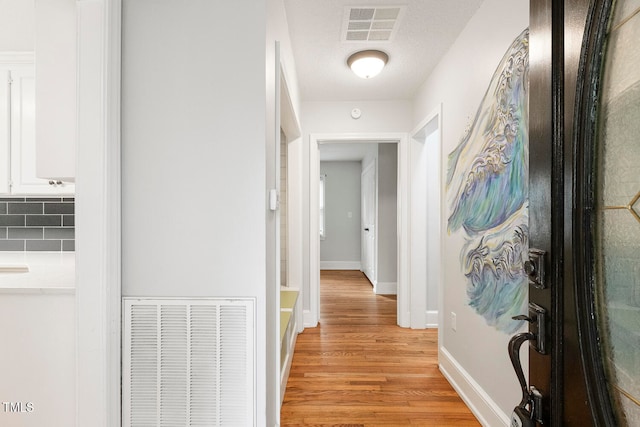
(281, 270), (481, 426)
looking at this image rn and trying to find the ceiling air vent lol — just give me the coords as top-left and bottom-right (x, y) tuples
(342, 6), (405, 42)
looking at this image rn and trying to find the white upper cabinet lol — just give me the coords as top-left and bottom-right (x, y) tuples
(10, 65), (74, 195)
(35, 0), (76, 182)
(0, 57), (74, 195)
(0, 0), (76, 195)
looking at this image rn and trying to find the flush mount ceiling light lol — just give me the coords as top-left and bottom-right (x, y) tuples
(347, 50), (389, 79)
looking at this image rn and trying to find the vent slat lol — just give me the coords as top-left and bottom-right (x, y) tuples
(123, 299), (254, 427)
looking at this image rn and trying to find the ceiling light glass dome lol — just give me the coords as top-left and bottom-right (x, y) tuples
(347, 50), (389, 79)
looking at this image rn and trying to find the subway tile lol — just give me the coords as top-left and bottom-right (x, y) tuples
(0, 240), (25, 251)
(0, 215), (25, 227)
(63, 215), (75, 227)
(26, 215), (62, 227)
(44, 228), (75, 240)
(8, 228), (43, 239)
(44, 202), (74, 215)
(8, 203), (43, 214)
(26, 240), (61, 251)
(1, 198), (75, 252)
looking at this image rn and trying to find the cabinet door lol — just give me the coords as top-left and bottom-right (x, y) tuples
(0, 70), (9, 194)
(9, 67), (74, 195)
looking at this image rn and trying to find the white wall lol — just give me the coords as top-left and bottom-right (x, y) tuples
(121, 0), (293, 425)
(320, 161), (361, 269)
(377, 143), (397, 290)
(0, 0), (34, 51)
(121, 0), (266, 295)
(302, 100), (412, 312)
(412, 0), (529, 424)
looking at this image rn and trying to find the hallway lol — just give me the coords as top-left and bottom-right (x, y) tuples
(281, 270), (480, 426)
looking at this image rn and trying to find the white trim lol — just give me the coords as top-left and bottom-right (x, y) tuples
(397, 130), (410, 328)
(270, 41), (282, 424)
(273, 44), (303, 422)
(375, 281), (397, 295)
(75, 0), (121, 426)
(0, 52), (35, 64)
(439, 347), (510, 427)
(409, 105), (443, 331)
(320, 261), (362, 270)
(426, 310), (438, 328)
(309, 132), (409, 328)
(303, 309), (315, 328)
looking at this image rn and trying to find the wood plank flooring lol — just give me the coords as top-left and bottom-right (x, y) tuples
(281, 270), (481, 426)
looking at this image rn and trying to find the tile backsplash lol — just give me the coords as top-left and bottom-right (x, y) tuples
(0, 197), (75, 251)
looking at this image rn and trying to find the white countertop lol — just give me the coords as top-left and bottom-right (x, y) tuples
(0, 252), (75, 293)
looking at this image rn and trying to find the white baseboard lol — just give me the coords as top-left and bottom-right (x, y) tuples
(375, 282), (397, 295)
(303, 309), (317, 328)
(320, 261), (361, 270)
(426, 310), (438, 328)
(439, 347), (510, 427)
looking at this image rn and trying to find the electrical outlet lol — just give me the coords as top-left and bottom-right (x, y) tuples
(451, 312), (457, 331)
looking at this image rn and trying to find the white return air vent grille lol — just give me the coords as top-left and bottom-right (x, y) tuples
(342, 6), (405, 42)
(123, 298), (255, 427)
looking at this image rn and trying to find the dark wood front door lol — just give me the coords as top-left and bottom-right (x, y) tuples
(526, 0), (640, 425)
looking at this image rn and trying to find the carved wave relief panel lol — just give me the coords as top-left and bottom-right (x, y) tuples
(447, 29), (529, 334)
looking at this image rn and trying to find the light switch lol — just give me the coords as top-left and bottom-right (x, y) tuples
(347, 211), (353, 218)
(269, 189), (279, 211)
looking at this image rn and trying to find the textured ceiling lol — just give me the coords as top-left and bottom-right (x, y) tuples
(284, 0), (484, 101)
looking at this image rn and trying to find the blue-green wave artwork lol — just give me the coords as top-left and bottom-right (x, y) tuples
(447, 29), (529, 334)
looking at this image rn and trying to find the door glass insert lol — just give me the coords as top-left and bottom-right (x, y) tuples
(596, 1), (640, 425)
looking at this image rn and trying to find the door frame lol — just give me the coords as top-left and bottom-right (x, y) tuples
(75, 0), (122, 425)
(309, 132), (411, 327)
(410, 106), (443, 331)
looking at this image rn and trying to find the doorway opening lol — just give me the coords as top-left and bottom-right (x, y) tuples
(308, 112), (442, 330)
(309, 133), (409, 328)
(319, 142), (398, 297)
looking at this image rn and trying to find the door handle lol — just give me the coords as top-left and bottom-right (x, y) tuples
(509, 332), (544, 426)
(509, 303), (549, 426)
(364, 228), (370, 231)
(509, 332), (535, 407)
